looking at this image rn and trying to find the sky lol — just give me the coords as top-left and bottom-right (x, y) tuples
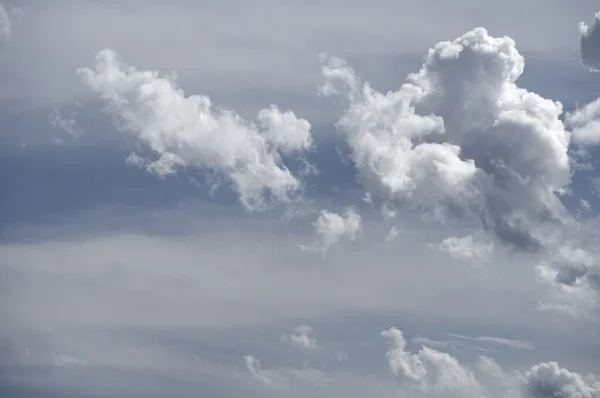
(1, 1), (600, 397)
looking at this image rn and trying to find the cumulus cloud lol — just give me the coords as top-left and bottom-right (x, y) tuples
(281, 325), (317, 348)
(579, 12), (600, 71)
(381, 327), (599, 398)
(566, 98), (600, 145)
(309, 207), (362, 252)
(438, 235), (494, 263)
(78, 49), (313, 210)
(524, 361), (600, 398)
(381, 327), (483, 396)
(321, 27), (572, 251)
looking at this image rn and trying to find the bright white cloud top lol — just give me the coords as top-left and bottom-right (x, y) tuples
(321, 27), (572, 251)
(78, 49), (313, 210)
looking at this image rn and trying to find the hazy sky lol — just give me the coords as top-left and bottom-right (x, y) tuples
(2, 2), (600, 397)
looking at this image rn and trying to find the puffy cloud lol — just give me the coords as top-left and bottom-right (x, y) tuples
(321, 27), (572, 251)
(282, 325), (317, 349)
(579, 12), (600, 71)
(381, 328), (600, 398)
(566, 98), (600, 145)
(381, 327), (483, 397)
(310, 207), (362, 252)
(438, 235), (493, 263)
(78, 49), (313, 210)
(524, 361), (600, 398)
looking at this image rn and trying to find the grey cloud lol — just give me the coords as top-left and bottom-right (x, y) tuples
(536, 244), (600, 317)
(48, 109), (82, 138)
(580, 12), (600, 71)
(320, 27), (572, 252)
(281, 326), (317, 349)
(525, 361), (600, 398)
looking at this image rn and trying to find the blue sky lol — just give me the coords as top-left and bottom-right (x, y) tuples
(2, 1), (600, 397)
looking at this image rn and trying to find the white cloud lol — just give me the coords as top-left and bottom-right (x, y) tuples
(282, 325), (317, 349)
(321, 27), (572, 251)
(381, 327), (483, 397)
(438, 235), (493, 263)
(524, 361), (600, 398)
(78, 49), (313, 210)
(566, 97), (600, 145)
(382, 328), (599, 398)
(310, 207), (362, 252)
(579, 11), (600, 71)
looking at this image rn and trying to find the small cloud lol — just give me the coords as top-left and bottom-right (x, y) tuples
(125, 153), (148, 169)
(566, 97), (600, 145)
(53, 355), (85, 367)
(48, 109), (82, 138)
(580, 199), (591, 212)
(437, 235), (493, 263)
(281, 325), (317, 349)
(385, 225), (401, 242)
(303, 207), (361, 252)
(244, 355), (272, 386)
